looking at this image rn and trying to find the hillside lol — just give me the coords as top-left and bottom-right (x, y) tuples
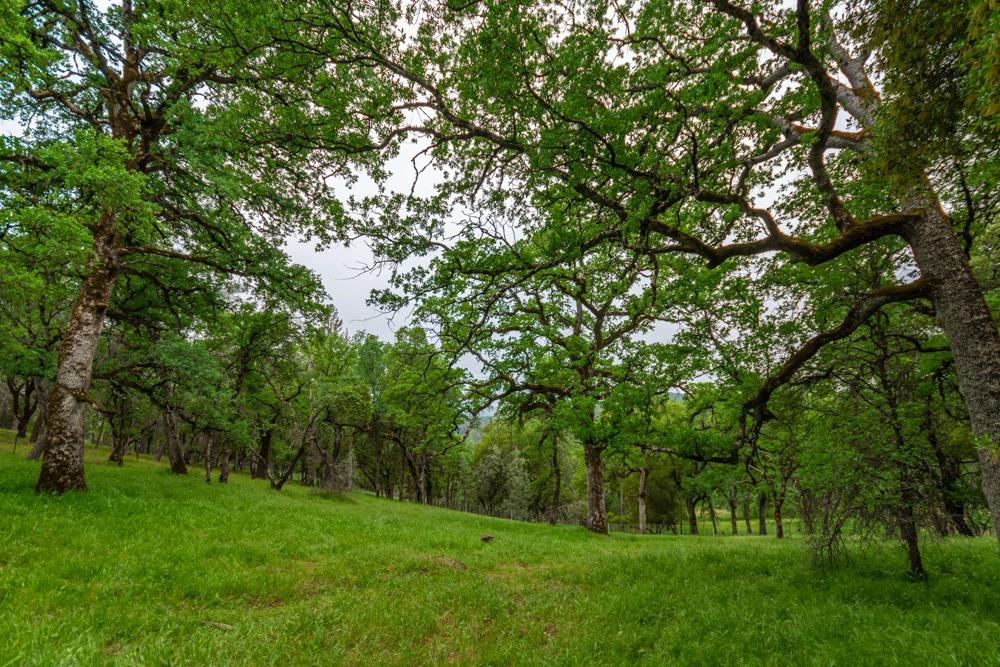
(1, 435), (998, 666)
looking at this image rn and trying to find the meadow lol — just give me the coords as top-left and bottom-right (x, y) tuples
(1, 431), (998, 666)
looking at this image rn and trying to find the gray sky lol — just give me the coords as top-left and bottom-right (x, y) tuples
(285, 237), (401, 341)
(285, 149), (443, 341)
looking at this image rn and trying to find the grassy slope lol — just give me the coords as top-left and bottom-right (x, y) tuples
(1, 432), (998, 666)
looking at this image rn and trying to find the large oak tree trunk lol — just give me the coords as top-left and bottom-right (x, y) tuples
(582, 442), (608, 534)
(36, 226), (119, 493)
(904, 201), (1000, 542)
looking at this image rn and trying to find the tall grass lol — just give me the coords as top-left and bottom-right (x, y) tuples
(1, 430), (998, 665)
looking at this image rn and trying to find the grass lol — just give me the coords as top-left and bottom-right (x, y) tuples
(1, 430), (999, 666)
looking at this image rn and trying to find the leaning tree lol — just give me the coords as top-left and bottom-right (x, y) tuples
(0, 0), (395, 491)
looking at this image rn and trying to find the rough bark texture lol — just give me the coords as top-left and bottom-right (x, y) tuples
(583, 442), (608, 534)
(163, 401), (188, 476)
(904, 200), (1000, 542)
(36, 225), (119, 493)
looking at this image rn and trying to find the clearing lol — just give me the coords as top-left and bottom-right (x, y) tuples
(1, 435), (998, 666)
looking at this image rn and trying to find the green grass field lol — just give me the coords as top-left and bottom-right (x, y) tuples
(1, 431), (999, 666)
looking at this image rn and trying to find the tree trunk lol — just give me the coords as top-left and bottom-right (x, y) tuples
(36, 225), (119, 492)
(28, 380), (48, 446)
(707, 497), (718, 535)
(14, 389), (33, 438)
(728, 496), (738, 536)
(253, 428), (273, 479)
(798, 487), (816, 536)
(108, 442), (125, 465)
(685, 497), (699, 535)
(204, 434), (213, 483)
(582, 442), (608, 534)
(774, 497), (785, 539)
(26, 405), (49, 460)
(550, 442), (562, 525)
(899, 469), (926, 578)
(926, 402), (976, 537)
(757, 492), (768, 536)
(943, 497), (975, 538)
(162, 402), (187, 475)
(8, 377), (37, 439)
(904, 199), (1000, 543)
(637, 467), (649, 534)
(406, 457), (425, 503)
(742, 494), (753, 535)
(218, 441), (230, 483)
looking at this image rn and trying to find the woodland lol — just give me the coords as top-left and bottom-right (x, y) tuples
(1, 0), (1000, 662)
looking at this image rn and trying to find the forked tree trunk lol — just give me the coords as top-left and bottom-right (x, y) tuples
(14, 385), (35, 438)
(904, 198), (1000, 543)
(582, 442), (608, 534)
(108, 420), (127, 466)
(36, 224), (120, 493)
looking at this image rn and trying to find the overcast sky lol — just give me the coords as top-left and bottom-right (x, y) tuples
(286, 148), (442, 342)
(285, 238), (401, 340)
